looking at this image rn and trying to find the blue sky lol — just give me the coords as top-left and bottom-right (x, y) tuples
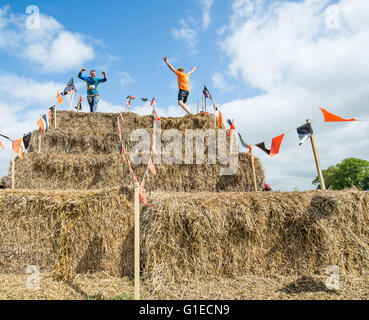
(1, 0), (256, 107)
(1, 0), (369, 191)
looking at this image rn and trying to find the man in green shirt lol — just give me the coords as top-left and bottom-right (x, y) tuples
(78, 68), (107, 112)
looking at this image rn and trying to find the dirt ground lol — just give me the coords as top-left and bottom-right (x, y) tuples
(1, 272), (368, 300)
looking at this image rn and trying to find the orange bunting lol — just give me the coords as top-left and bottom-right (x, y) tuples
(139, 179), (148, 205)
(218, 112), (223, 128)
(153, 108), (160, 121)
(121, 144), (126, 157)
(270, 134), (285, 157)
(228, 122), (235, 138)
(12, 138), (24, 159)
(56, 91), (64, 105)
(0, 139), (4, 150)
(320, 108), (356, 122)
(247, 144), (252, 154)
(48, 110), (53, 128)
(148, 158), (156, 175)
(36, 116), (45, 133)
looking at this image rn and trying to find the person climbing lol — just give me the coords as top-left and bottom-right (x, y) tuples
(163, 56), (195, 115)
(78, 68), (107, 112)
(263, 183), (272, 192)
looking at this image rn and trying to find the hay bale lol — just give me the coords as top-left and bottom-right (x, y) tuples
(27, 112), (227, 155)
(140, 191), (369, 289)
(27, 130), (121, 155)
(56, 111), (223, 134)
(1, 189), (367, 286)
(9, 152), (264, 192)
(0, 189), (134, 279)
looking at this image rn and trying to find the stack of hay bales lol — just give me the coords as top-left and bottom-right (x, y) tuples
(0, 189), (368, 287)
(1, 111), (368, 289)
(11, 111), (265, 191)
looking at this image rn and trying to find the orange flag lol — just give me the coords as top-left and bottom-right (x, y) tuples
(12, 138), (24, 159)
(218, 112), (223, 128)
(139, 179), (148, 205)
(320, 108), (356, 122)
(148, 158), (156, 175)
(36, 116), (45, 133)
(0, 139), (4, 150)
(247, 143), (252, 155)
(48, 110), (53, 128)
(228, 122), (235, 138)
(56, 91), (64, 105)
(270, 134), (285, 157)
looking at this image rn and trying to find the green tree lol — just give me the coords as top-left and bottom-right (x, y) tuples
(313, 158), (369, 190)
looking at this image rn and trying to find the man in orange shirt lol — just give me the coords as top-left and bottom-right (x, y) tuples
(164, 56), (196, 114)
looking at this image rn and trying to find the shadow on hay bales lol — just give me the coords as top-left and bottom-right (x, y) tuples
(266, 195), (337, 275)
(76, 236), (104, 274)
(119, 228), (134, 277)
(279, 276), (339, 295)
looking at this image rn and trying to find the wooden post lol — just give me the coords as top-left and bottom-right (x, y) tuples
(202, 96), (204, 113)
(307, 119), (326, 191)
(38, 134), (41, 154)
(205, 97), (207, 113)
(11, 149), (15, 190)
(213, 102), (217, 128)
(197, 100), (199, 114)
(134, 181), (140, 300)
(117, 117), (122, 140)
(251, 151), (258, 192)
(54, 106), (57, 129)
(69, 89), (75, 111)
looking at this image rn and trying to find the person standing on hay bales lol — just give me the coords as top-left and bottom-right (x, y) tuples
(163, 56), (195, 115)
(78, 68), (107, 112)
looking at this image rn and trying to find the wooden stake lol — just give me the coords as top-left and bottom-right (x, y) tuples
(307, 119), (326, 190)
(202, 96), (204, 113)
(213, 102), (217, 128)
(38, 134), (41, 154)
(134, 181), (140, 300)
(205, 97), (207, 113)
(69, 89), (75, 111)
(11, 149), (15, 190)
(54, 106), (57, 129)
(197, 100), (199, 114)
(251, 151), (258, 192)
(117, 117), (122, 140)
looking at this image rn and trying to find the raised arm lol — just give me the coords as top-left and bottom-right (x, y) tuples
(99, 71), (107, 83)
(78, 68), (87, 80)
(188, 67), (196, 76)
(163, 56), (177, 73)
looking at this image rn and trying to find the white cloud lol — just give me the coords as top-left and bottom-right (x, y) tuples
(171, 19), (198, 53)
(201, 0), (214, 30)
(220, 0), (369, 191)
(212, 73), (235, 93)
(0, 70), (77, 177)
(118, 72), (135, 87)
(0, 6), (94, 73)
(0, 70), (64, 105)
